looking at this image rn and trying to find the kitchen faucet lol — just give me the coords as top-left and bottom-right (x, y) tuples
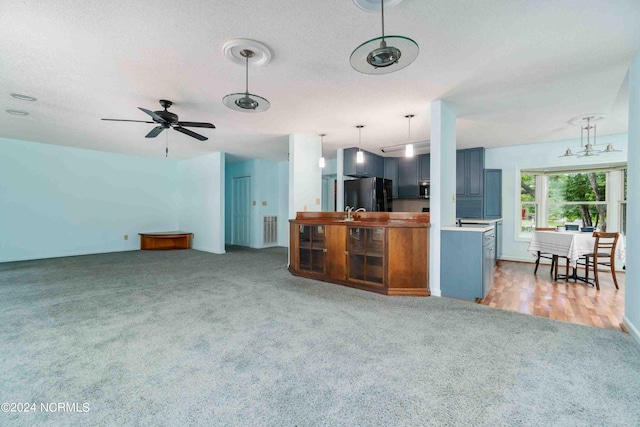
(344, 206), (354, 221)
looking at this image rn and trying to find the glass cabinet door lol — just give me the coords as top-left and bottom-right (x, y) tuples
(348, 227), (384, 285)
(299, 225), (325, 273)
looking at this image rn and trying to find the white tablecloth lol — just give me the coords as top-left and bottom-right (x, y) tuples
(528, 231), (625, 268)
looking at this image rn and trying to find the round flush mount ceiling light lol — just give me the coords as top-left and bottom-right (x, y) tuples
(10, 93), (37, 102)
(6, 109), (29, 116)
(350, 0), (418, 74)
(352, 0), (405, 12)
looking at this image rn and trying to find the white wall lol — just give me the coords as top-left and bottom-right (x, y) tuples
(484, 133), (628, 262)
(624, 51), (640, 344)
(178, 152), (225, 254)
(0, 138), (179, 262)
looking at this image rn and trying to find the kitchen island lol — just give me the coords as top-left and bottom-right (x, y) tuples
(289, 212), (430, 296)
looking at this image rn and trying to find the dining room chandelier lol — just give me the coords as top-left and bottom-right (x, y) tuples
(559, 115), (621, 158)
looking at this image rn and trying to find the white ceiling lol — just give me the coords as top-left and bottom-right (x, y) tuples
(1, 0), (639, 161)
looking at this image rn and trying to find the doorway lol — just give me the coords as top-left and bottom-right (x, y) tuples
(232, 176), (251, 247)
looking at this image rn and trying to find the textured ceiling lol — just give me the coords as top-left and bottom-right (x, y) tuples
(1, 0), (639, 161)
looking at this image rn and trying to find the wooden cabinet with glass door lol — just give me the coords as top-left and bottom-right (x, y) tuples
(289, 212), (429, 296)
(347, 227), (385, 287)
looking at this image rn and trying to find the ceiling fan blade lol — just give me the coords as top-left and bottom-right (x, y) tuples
(145, 126), (165, 138)
(138, 107), (166, 123)
(177, 121), (216, 129)
(102, 118), (155, 123)
(173, 126), (208, 141)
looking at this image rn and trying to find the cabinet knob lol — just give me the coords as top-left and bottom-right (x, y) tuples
(323, 249), (327, 253)
(344, 251), (349, 255)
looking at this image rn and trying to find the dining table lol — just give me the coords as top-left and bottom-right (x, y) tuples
(527, 230), (626, 281)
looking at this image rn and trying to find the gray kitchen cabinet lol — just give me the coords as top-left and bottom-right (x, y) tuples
(397, 156), (419, 198)
(344, 147), (384, 178)
(456, 148), (485, 218)
(383, 157), (399, 199)
(418, 154), (430, 182)
(483, 169), (502, 219)
(441, 228), (495, 302)
(494, 220), (503, 265)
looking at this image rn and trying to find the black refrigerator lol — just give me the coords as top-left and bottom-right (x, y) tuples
(344, 178), (393, 212)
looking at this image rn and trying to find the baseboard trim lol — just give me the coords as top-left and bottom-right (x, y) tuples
(622, 317), (640, 347)
(0, 248), (138, 263)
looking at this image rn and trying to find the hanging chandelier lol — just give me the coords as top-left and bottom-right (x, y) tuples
(350, 0), (419, 75)
(559, 115), (620, 158)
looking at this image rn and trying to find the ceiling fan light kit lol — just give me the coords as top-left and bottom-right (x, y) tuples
(350, 0), (418, 74)
(101, 99), (216, 155)
(222, 40), (272, 113)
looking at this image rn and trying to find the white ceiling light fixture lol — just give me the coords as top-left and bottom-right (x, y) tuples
(559, 114), (618, 158)
(405, 114), (414, 157)
(10, 93), (37, 102)
(356, 125), (365, 163)
(350, 0), (419, 75)
(319, 134), (326, 168)
(222, 40), (272, 113)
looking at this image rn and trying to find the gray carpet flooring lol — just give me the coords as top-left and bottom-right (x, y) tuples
(1, 247), (639, 426)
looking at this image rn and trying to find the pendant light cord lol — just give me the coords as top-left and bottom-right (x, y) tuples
(381, 0), (385, 40)
(245, 54), (249, 94)
(408, 115), (411, 142)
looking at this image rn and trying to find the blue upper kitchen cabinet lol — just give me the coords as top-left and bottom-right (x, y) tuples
(418, 154), (430, 182)
(344, 147), (384, 178)
(397, 156), (419, 198)
(483, 169), (502, 219)
(456, 148), (485, 218)
(383, 157), (399, 199)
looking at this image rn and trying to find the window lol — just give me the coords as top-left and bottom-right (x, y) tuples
(547, 172), (607, 230)
(518, 167), (626, 237)
(520, 173), (536, 233)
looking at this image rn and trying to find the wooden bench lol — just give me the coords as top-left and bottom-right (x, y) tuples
(139, 232), (193, 250)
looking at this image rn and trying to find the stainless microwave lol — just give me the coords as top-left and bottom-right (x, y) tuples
(419, 181), (430, 199)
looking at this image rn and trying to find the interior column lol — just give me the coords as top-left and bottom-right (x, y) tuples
(429, 100), (457, 296)
(288, 134), (322, 219)
(624, 52), (640, 343)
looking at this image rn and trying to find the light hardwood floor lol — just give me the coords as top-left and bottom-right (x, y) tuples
(481, 261), (625, 331)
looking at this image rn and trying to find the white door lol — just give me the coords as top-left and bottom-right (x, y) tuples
(232, 176), (251, 246)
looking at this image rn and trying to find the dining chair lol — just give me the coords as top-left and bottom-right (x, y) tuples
(581, 232), (620, 290)
(534, 227), (557, 276)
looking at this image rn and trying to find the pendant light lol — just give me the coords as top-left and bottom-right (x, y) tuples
(319, 134), (326, 168)
(405, 114), (414, 157)
(559, 115), (619, 158)
(350, 0), (419, 75)
(356, 125), (365, 163)
(223, 49), (270, 113)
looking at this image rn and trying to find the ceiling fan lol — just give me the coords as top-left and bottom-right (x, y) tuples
(101, 100), (215, 141)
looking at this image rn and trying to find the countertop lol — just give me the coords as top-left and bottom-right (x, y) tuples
(441, 224), (495, 232)
(291, 212), (430, 228)
(456, 218), (502, 224)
